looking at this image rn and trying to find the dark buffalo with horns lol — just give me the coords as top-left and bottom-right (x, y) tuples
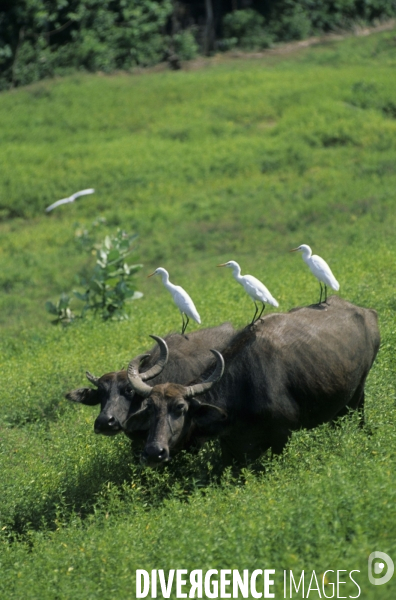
(128, 297), (380, 467)
(65, 323), (236, 439)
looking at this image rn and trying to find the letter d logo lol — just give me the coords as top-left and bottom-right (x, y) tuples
(368, 551), (394, 585)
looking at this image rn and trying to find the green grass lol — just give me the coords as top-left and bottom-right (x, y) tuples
(1, 29), (396, 598)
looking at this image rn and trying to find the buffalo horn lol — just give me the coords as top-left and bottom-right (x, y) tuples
(185, 350), (225, 397)
(140, 335), (169, 381)
(127, 353), (154, 398)
(86, 371), (100, 386)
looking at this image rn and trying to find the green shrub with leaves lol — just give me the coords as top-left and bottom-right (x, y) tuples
(0, 0), (173, 89)
(221, 9), (273, 51)
(46, 228), (143, 323)
(75, 229), (143, 320)
(45, 293), (75, 326)
(262, 0), (396, 42)
(269, 3), (311, 41)
(171, 29), (199, 61)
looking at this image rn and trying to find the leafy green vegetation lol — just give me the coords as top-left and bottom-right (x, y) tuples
(0, 29), (396, 598)
(46, 227), (143, 323)
(2, 1), (396, 89)
(0, 0), (174, 89)
(221, 9), (273, 51)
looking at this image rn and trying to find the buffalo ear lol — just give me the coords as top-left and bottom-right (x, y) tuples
(191, 402), (227, 427)
(125, 404), (150, 431)
(65, 388), (100, 406)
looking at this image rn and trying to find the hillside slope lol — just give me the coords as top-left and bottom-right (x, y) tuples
(0, 29), (395, 599)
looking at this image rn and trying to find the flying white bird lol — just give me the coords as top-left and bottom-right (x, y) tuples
(217, 260), (279, 324)
(45, 188), (95, 213)
(290, 244), (340, 303)
(148, 267), (201, 334)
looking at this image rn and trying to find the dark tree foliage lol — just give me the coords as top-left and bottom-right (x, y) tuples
(0, 0), (173, 89)
(259, 0), (396, 41)
(1, 0), (395, 89)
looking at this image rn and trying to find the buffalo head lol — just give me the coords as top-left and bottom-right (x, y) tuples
(127, 337), (227, 467)
(65, 335), (169, 436)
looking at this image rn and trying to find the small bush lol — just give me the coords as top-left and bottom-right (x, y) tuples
(271, 4), (312, 41)
(221, 9), (273, 50)
(172, 30), (199, 61)
(75, 229), (143, 320)
(46, 227), (143, 324)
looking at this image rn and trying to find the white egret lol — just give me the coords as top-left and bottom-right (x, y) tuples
(290, 244), (340, 303)
(148, 267), (201, 334)
(217, 260), (279, 324)
(45, 188), (95, 212)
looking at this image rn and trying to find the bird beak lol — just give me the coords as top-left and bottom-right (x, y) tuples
(217, 263), (227, 267)
(289, 248), (299, 253)
(147, 272), (156, 278)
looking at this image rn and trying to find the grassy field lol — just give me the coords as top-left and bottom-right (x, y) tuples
(0, 29), (396, 599)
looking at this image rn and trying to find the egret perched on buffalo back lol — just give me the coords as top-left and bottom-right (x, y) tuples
(45, 188), (95, 213)
(290, 244), (340, 303)
(217, 260), (279, 324)
(148, 267), (201, 335)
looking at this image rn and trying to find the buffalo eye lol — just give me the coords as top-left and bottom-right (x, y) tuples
(174, 402), (186, 415)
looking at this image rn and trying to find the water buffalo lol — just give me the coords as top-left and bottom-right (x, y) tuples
(65, 323), (236, 439)
(128, 297), (380, 467)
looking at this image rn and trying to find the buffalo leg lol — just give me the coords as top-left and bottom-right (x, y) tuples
(333, 382), (366, 428)
(220, 436), (255, 468)
(220, 433), (271, 467)
(270, 429), (291, 455)
(348, 382), (366, 428)
(220, 438), (238, 468)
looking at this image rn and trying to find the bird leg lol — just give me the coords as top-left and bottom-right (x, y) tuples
(324, 285), (328, 303)
(251, 302), (259, 325)
(257, 303), (266, 321)
(181, 314), (189, 335)
(318, 282), (323, 304)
